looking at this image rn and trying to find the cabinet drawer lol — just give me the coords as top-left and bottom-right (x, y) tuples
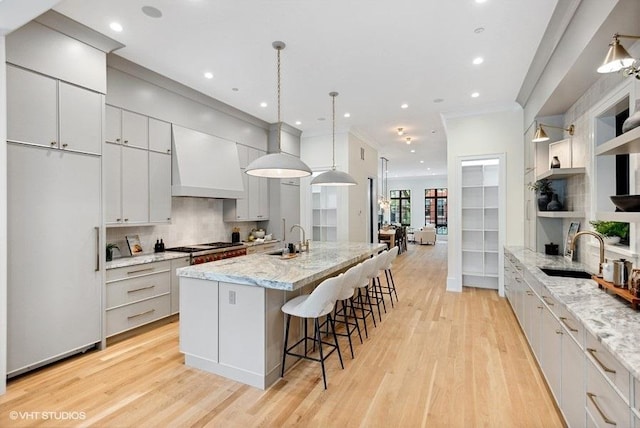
(106, 260), (171, 282)
(586, 357), (631, 428)
(106, 271), (170, 309)
(106, 294), (170, 337)
(559, 306), (584, 349)
(586, 331), (631, 404)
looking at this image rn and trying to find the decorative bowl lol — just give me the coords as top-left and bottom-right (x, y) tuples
(610, 195), (640, 212)
(253, 230), (265, 238)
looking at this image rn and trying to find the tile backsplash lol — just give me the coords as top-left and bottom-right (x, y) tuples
(106, 197), (257, 257)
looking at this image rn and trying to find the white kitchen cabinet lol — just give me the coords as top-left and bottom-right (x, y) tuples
(122, 146), (150, 224)
(105, 142), (150, 225)
(562, 330), (585, 428)
(7, 65), (102, 155)
(149, 117), (172, 153)
(106, 105), (122, 144)
(224, 145), (268, 221)
(586, 357), (631, 428)
(523, 284), (542, 358)
(171, 257), (191, 314)
(540, 304), (562, 403)
(7, 143), (102, 376)
(104, 142), (123, 223)
(149, 151), (172, 223)
(122, 110), (149, 149)
(106, 261), (172, 337)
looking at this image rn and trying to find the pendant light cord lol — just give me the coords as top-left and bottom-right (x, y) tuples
(276, 45), (282, 152)
(331, 92), (337, 170)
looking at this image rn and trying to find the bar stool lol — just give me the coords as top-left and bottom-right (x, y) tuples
(352, 258), (378, 338)
(379, 246), (399, 305)
(332, 263), (364, 359)
(369, 251), (389, 316)
(363, 254), (386, 322)
(281, 274), (345, 389)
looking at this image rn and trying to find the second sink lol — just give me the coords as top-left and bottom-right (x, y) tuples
(540, 267), (593, 279)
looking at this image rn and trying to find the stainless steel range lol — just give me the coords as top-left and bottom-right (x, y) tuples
(165, 242), (247, 264)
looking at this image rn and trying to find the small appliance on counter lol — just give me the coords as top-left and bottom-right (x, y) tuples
(232, 227), (241, 244)
(544, 242), (559, 255)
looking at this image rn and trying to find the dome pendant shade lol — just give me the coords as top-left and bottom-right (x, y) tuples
(598, 37), (635, 73)
(311, 168), (358, 186)
(532, 125), (549, 143)
(310, 91), (357, 186)
(245, 152), (312, 178)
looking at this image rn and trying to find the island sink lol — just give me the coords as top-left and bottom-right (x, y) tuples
(540, 267), (593, 279)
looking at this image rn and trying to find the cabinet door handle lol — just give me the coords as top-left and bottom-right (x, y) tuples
(127, 285), (155, 293)
(541, 296), (554, 306)
(537, 305), (543, 310)
(116, 218), (122, 222)
(126, 267), (154, 275)
(127, 309), (155, 320)
(526, 291), (533, 296)
(50, 141), (57, 147)
(587, 348), (616, 374)
(62, 143), (68, 148)
(116, 138), (121, 143)
(559, 317), (578, 332)
(124, 140), (129, 144)
(555, 330), (563, 335)
(95, 226), (100, 272)
(167, 149), (171, 154)
(124, 218), (129, 222)
(587, 392), (617, 425)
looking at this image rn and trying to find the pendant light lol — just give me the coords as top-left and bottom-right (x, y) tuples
(311, 92), (357, 186)
(246, 41), (312, 178)
(378, 157), (390, 209)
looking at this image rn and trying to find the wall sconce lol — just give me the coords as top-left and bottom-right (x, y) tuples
(532, 123), (575, 143)
(597, 33), (640, 78)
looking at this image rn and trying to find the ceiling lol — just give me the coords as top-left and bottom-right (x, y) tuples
(51, 0), (559, 178)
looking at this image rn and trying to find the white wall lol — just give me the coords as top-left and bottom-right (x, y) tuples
(444, 105), (524, 292)
(348, 132), (379, 242)
(386, 175), (448, 229)
(0, 35), (7, 394)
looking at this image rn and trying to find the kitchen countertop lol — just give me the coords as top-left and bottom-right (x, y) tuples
(106, 251), (189, 269)
(177, 241), (386, 291)
(506, 246), (640, 380)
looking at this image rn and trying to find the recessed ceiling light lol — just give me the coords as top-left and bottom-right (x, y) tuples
(433, 98), (444, 103)
(141, 6), (163, 18)
(475, 0), (487, 3)
(295, 121), (302, 125)
(260, 102), (268, 108)
(420, 160), (424, 164)
(204, 72), (213, 79)
(471, 92), (480, 98)
(344, 112), (351, 118)
(410, 149), (416, 153)
(232, 88), (239, 92)
(427, 167), (431, 170)
(473, 57), (484, 65)
(109, 22), (123, 32)
(474, 27), (485, 34)
(401, 103), (409, 109)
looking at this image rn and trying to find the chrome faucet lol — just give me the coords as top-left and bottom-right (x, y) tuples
(570, 231), (605, 276)
(290, 224), (308, 252)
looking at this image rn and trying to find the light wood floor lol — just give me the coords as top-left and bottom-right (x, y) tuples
(0, 242), (565, 427)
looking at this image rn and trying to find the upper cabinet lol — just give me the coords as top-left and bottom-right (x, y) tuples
(7, 66), (102, 155)
(223, 145), (269, 222)
(149, 118), (172, 154)
(106, 106), (148, 149)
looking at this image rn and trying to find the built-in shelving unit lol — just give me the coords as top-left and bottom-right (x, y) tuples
(311, 186), (337, 241)
(537, 211), (585, 218)
(460, 159), (501, 290)
(594, 123), (640, 156)
(535, 167), (586, 181)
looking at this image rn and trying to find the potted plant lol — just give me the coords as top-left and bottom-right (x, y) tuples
(527, 178), (554, 211)
(106, 243), (119, 262)
(589, 220), (629, 245)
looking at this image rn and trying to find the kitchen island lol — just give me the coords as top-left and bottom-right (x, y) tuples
(177, 241), (385, 389)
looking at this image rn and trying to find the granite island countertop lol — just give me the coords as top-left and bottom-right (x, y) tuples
(506, 245), (640, 381)
(177, 241), (386, 291)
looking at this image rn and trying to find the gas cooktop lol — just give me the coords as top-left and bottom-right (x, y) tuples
(165, 242), (242, 253)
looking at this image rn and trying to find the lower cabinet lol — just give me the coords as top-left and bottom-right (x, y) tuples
(106, 261), (172, 337)
(586, 357), (630, 428)
(170, 256), (191, 314)
(540, 304), (562, 402)
(563, 332), (585, 428)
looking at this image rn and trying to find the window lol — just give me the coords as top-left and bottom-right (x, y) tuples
(390, 190), (411, 226)
(425, 188), (448, 234)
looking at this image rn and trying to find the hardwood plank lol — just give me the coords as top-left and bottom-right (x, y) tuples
(0, 242), (564, 427)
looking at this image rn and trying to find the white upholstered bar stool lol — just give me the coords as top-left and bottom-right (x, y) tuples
(353, 256), (379, 335)
(379, 246), (399, 306)
(367, 251), (388, 320)
(332, 263), (364, 359)
(281, 274), (345, 390)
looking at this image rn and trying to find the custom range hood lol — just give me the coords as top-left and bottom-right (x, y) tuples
(172, 125), (244, 199)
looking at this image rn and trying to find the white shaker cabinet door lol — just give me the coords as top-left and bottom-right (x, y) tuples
(148, 117), (171, 153)
(105, 105), (122, 144)
(104, 142), (123, 224)
(6, 65), (57, 148)
(122, 146), (149, 224)
(149, 151), (172, 223)
(7, 143), (101, 374)
(59, 82), (102, 155)
(122, 110), (148, 149)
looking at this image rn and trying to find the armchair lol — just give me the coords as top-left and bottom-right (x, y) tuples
(415, 225), (436, 245)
